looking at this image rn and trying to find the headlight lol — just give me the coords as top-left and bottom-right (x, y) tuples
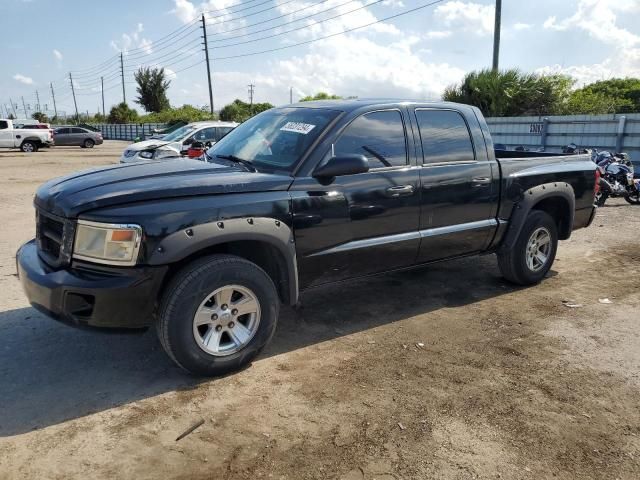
(139, 150), (154, 159)
(154, 148), (179, 160)
(73, 220), (142, 266)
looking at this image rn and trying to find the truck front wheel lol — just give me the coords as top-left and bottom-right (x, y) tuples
(20, 141), (39, 152)
(497, 210), (558, 285)
(156, 254), (279, 376)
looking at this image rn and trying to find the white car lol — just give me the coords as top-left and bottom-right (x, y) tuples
(120, 121), (238, 163)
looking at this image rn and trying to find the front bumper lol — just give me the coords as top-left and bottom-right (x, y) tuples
(17, 240), (168, 329)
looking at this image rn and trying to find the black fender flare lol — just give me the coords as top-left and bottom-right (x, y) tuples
(148, 217), (299, 305)
(20, 136), (44, 145)
(499, 182), (575, 251)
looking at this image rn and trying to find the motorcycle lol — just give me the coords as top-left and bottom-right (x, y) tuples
(595, 152), (640, 206)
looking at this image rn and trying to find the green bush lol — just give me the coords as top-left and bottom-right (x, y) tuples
(219, 99), (273, 122)
(139, 104), (216, 124)
(107, 102), (138, 124)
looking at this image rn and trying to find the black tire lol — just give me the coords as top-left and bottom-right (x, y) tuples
(497, 210), (558, 286)
(624, 192), (640, 205)
(156, 254), (279, 376)
(83, 139), (95, 149)
(20, 140), (38, 153)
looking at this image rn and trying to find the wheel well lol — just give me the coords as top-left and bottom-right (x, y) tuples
(160, 240), (291, 305)
(532, 196), (572, 239)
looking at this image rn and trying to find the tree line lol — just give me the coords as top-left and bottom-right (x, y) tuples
(443, 69), (640, 117)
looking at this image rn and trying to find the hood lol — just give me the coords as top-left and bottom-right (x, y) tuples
(35, 158), (294, 217)
(124, 139), (180, 152)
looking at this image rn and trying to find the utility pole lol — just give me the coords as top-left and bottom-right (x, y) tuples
(101, 76), (106, 116)
(35, 90), (41, 113)
(492, 0), (502, 71)
(201, 14), (214, 115)
(120, 52), (126, 103)
(248, 83), (255, 114)
(21, 96), (27, 118)
(290, 86), (293, 104)
(50, 82), (58, 118)
(69, 73), (79, 123)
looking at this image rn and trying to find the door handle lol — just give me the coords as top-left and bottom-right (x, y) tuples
(472, 177), (491, 187)
(386, 185), (414, 197)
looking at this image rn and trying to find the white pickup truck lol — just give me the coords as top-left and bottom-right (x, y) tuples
(0, 119), (53, 152)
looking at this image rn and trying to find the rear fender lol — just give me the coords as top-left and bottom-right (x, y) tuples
(499, 182), (575, 251)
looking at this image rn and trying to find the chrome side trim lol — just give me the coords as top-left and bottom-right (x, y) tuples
(308, 231), (420, 257)
(309, 219), (498, 257)
(420, 219), (498, 238)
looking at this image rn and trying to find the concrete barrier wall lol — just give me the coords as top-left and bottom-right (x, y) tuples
(486, 113), (640, 162)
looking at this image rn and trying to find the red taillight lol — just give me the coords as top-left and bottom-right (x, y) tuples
(594, 168), (601, 196)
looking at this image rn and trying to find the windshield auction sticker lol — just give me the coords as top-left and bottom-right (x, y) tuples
(280, 122), (316, 134)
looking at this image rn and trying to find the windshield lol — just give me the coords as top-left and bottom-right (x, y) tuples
(206, 107), (340, 172)
(163, 125), (198, 142)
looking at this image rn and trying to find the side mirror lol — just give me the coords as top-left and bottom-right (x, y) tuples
(190, 141), (205, 149)
(313, 154), (369, 179)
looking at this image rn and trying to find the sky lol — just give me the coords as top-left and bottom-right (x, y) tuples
(1, 0), (639, 118)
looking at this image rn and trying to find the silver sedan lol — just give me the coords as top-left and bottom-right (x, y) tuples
(53, 127), (104, 148)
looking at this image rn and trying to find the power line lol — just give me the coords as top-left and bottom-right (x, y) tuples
(124, 25), (201, 61)
(212, 0), (388, 49)
(211, 0), (447, 61)
(207, 0), (348, 42)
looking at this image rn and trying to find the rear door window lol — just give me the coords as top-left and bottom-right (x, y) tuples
(415, 109), (475, 163)
(56, 128), (71, 134)
(71, 128), (86, 134)
(0, 121), (8, 130)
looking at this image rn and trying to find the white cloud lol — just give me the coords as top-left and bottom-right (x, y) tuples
(426, 30), (452, 39)
(538, 0), (640, 84)
(513, 23), (531, 31)
(111, 24), (153, 54)
(238, 35), (463, 103)
(433, 1), (494, 36)
(53, 49), (63, 61)
(542, 0), (639, 48)
(172, 0), (198, 22)
(165, 68), (177, 80)
(13, 74), (34, 85)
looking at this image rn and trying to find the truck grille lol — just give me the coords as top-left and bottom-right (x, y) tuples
(36, 209), (75, 268)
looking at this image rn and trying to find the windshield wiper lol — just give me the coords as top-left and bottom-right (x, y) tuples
(215, 154), (257, 172)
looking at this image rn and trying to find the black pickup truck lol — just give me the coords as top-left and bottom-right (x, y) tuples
(17, 100), (598, 375)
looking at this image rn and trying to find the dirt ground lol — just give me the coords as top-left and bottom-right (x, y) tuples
(0, 141), (639, 480)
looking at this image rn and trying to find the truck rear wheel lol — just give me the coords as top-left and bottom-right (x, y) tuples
(156, 254), (279, 376)
(497, 210), (558, 285)
(20, 140), (38, 152)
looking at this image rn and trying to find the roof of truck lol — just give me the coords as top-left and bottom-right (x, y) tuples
(287, 99), (462, 112)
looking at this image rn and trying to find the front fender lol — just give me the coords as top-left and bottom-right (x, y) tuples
(147, 216), (299, 304)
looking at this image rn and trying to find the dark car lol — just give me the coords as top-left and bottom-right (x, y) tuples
(17, 100), (598, 376)
(53, 127), (103, 148)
